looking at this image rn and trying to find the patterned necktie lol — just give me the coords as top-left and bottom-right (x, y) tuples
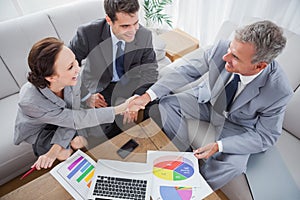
(115, 41), (124, 78)
(225, 74), (240, 111)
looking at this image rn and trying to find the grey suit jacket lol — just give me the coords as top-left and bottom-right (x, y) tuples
(151, 40), (293, 155)
(69, 19), (158, 98)
(14, 77), (115, 148)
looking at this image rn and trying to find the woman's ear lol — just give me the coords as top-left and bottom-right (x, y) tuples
(45, 75), (56, 83)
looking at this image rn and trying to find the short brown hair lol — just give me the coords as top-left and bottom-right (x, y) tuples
(104, 0), (139, 23)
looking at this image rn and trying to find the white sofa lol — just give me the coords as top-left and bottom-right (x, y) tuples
(1, 0), (299, 198)
(0, 0), (171, 186)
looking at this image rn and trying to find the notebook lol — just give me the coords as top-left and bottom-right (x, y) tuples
(87, 159), (152, 200)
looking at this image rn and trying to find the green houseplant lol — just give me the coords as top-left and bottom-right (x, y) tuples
(143, 0), (173, 28)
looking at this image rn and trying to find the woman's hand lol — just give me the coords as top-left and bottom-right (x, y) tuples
(86, 93), (107, 108)
(32, 144), (72, 170)
(114, 95), (145, 115)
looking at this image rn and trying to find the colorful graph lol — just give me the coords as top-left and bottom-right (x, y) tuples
(153, 156), (194, 181)
(160, 186), (192, 200)
(65, 155), (95, 188)
(51, 150), (96, 200)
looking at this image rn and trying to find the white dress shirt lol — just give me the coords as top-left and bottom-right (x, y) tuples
(110, 28), (125, 82)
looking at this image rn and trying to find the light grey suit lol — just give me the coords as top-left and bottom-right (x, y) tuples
(14, 77), (115, 149)
(150, 40), (293, 190)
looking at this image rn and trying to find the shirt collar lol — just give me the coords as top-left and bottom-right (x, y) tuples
(39, 86), (66, 107)
(110, 27), (125, 47)
(237, 70), (263, 85)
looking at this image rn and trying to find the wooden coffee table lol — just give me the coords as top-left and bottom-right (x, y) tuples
(2, 118), (221, 200)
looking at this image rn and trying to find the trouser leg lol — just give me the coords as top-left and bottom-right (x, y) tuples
(159, 90), (210, 151)
(200, 152), (250, 190)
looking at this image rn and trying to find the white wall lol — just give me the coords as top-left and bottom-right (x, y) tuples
(1, 0), (299, 47)
(169, 0), (300, 47)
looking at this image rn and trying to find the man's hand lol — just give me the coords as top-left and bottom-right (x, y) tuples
(127, 93), (151, 112)
(193, 142), (219, 160)
(121, 95), (144, 124)
(122, 93), (151, 124)
(86, 93), (107, 108)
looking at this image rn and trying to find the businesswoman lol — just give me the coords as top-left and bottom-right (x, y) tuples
(14, 37), (131, 170)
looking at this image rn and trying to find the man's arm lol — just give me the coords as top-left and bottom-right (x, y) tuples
(133, 27), (159, 95)
(128, 48), (210, 113)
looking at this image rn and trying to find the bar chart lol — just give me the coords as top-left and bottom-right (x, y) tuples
(50, 150), (96, 200)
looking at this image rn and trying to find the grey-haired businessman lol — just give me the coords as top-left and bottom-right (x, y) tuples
(128, 20), (293, 190)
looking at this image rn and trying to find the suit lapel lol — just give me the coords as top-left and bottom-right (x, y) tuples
(210, 69), (231, 105)
(124, 39), (138, 72)
(39, 87), (66, 108)
(99, 23), (113, 75)
(230, 66), (269, 113)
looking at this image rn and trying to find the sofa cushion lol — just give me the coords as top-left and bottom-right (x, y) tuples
(276, 130), (300, 188)
(246, 130), (300, 199)
(47, 0), (104, 44)
(0, 58), (19, 99)
(0, 94), (36, 185)
(0, 12), (58, 87)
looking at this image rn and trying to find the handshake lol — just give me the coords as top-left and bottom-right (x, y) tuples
(117, 93), (152, 124)
(87, 93), (152, 124)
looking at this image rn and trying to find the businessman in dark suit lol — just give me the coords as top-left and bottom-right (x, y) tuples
(69, 0), (158, 136)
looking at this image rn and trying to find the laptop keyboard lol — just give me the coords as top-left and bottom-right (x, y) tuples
(93, 175), (147, 200)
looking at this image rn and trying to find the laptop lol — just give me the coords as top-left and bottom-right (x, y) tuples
(87, 159), (152, 200)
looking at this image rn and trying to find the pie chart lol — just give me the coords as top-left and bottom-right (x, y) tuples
(160, 186), (192, 200)
(153, 156), (194, 181)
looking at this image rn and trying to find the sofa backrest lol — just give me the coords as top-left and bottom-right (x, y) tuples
(47, 0), (104, 44)
(283, 88), (300, 139)
(0, 12), (58, 88)
(276, 30), (300, 140)
(276, 31), (300, 90)
(0, 58), (19, 99)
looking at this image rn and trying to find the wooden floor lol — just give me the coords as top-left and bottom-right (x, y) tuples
(0, 167), (51, 197)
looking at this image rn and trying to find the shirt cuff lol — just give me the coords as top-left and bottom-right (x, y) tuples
(81, 92), (92, 102)
(217, 140), (223, 152)
(146, 89), (157, 101)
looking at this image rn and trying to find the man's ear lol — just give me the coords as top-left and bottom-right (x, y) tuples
(105, 15), (112, 26)
(256, 62), (268, 72)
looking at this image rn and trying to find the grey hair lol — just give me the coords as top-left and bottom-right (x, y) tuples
(234, 20), (286, 64)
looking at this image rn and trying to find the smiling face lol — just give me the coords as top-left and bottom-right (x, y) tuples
(47, 46), (80, 89)
(106, 11), (139, 42)
(222, 39), (267, 76)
